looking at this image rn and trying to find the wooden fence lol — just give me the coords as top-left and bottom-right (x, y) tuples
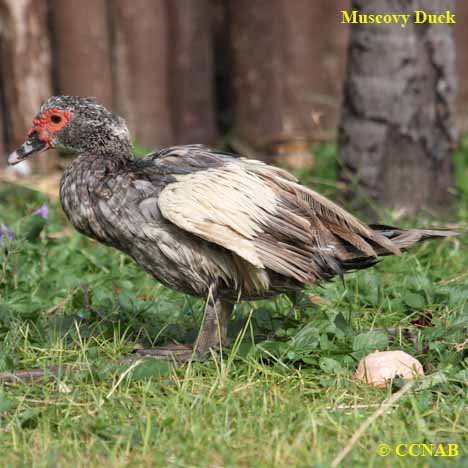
(1, 0), (467, 172)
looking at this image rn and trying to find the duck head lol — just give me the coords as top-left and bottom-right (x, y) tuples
(8, 96), (132, 165)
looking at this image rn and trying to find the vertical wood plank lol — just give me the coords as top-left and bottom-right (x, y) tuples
(284, 0), (349, 132)
(50, 0), (113, 108)
(0, 0), (54, 173)
(228, 0), (286, 156)
(167, 0), (217, 144)
(113, 0), (174, 149)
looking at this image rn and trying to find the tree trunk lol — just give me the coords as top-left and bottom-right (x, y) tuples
(456, 1), (468, 132)
(0, 0), (54, 173)
(50, 0), (113, 108)
(338, 0), (457, 218)
(228, 0), (287, 160)
(167, 0), (217, 144)
(112, 0), (173, 150)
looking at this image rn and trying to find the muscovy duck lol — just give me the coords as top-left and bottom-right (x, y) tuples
(8, 96), (456, 360)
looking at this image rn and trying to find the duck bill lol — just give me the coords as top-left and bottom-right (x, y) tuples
(8, 132), (49, 166)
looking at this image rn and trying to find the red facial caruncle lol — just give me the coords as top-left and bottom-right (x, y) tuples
(27, 108), (72, 148)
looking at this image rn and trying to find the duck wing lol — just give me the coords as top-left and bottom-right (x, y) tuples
(155, 146), (401, 284)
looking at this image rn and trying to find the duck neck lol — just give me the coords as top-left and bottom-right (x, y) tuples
(112, 146), (134, 165)
(95, 138), (134, 163)
(74, 149), (132, 174)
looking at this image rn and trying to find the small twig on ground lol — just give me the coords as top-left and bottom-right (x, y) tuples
(330, 381), (415, 467)
(438, 270), (468, 285)
(105, 358), (144, 400)
(0, 355), (148, 385)
(326, 403), (398, 412)
(0, 365), (79, 384)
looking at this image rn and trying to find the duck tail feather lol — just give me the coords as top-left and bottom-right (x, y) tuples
(369, 224), (458, 250)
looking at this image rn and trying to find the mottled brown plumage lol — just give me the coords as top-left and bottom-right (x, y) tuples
(8, 96), (456, 360)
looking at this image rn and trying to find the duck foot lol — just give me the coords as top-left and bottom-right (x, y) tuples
(135, 343), (197, 362)
(0, 297), (234, 383)
(136, 297), (234, 362)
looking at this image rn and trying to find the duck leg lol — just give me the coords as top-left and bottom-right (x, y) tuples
(136, 297), (233, 361)
(0, 299), (233, 383)
(194, 297), (233, 357)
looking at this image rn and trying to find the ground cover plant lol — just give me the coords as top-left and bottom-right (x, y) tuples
(0, 142), (466, 467)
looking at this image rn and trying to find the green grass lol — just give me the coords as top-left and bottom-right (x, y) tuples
(0, 143), (467, 467)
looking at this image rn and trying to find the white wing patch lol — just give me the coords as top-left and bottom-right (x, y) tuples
(159, 163), (278, 268)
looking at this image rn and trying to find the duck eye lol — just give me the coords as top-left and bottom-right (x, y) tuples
(50, 114), (62, 124)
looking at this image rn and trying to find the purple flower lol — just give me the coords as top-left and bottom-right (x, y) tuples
(33, 204), (49, 220)
(0, 224), (15, 246)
